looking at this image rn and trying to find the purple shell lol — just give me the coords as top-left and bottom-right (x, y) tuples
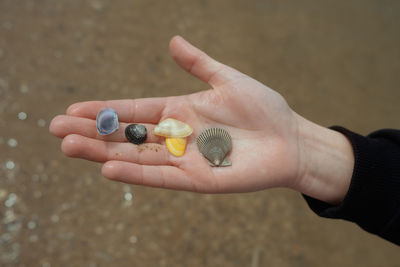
(96, 108), (119, 135)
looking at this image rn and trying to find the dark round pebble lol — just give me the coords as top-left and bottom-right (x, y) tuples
(125, 124), (147, 144)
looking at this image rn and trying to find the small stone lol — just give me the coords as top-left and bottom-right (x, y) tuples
(125, 124), (147, 144)
(19, 84), (29, 93)
(33, 191), (42, 198)
(5, 193), (17, 208)
(96, 108), (119, 135)
(61, 203), (70, 210)
(115, 223), (124, 231)
(90, 0), (104, 10)
(37, 119), (46, 127)
(7, 138), (18, 147)
(129, 235), (137, 244)
(50, 215), (59, 223)
(5, 160), (15, 170)
(124, 192), (133, 201)
(18, 112), (27, 120)
(3, 210), (16, 223)
(95, 226), (104, 235)
(27, 220), (37, 229)
(0, 189), (7, 201)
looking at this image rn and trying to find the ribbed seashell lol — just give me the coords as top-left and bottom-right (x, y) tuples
(197, 128), (232, 167)
(166, 137), (187, 157)
(153, 118), (193, 138)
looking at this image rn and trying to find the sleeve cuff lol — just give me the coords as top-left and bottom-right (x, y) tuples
(303, 126), (400, 245)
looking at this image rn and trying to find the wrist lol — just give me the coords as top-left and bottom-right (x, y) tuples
(293, 114), (354, 205)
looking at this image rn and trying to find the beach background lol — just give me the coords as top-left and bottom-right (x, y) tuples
(0, 0), (399, 266)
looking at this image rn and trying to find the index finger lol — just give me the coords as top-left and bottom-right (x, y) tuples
(66, 98), (168, 124)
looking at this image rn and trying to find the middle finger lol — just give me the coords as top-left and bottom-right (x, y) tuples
(62, 134), (172, 165)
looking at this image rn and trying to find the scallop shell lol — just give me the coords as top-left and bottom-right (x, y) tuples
(96, 108), (119, 135)
(153, 118), (193, 138)
(197, 128), (232, 167)
(166, 137), (187, 157)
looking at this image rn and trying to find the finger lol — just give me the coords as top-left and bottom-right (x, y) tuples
(50, 115), (162, 143)
(102, 160), (194, 191)
(66, 98), (167, 123)
(169, 36), (240, 87)
(61, 134), (170, 165)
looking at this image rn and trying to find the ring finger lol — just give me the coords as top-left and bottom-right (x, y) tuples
(62, 134), (172, 165)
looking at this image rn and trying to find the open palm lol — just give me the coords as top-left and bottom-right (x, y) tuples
(50, 36), (302, 193)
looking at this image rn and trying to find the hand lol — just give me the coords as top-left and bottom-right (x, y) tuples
(50, 36), (353, 203)
(50, 36), (301, 193)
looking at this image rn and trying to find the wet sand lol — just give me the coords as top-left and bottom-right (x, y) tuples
(0, 0), (399, 266)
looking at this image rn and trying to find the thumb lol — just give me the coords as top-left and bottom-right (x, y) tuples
(169, 36), (239, 87)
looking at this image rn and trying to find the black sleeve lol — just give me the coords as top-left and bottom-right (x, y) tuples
(303, 126), (400, 245)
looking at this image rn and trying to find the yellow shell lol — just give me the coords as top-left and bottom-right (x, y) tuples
(153, 118), (193, 138)
(166, 137), (187, 157)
